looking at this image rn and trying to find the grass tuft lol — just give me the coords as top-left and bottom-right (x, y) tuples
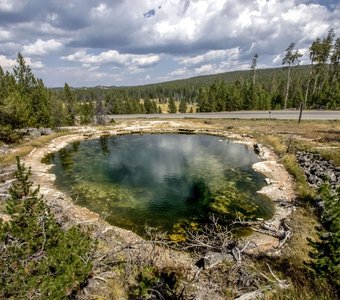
(281, 154), (315, 201)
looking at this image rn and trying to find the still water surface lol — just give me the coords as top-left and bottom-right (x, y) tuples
(44, 134), (274, 234)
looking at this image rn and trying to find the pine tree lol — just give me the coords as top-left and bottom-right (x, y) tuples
(307, 184), (340, 295)
(0, 157), (94, 299)
(29, 79), (52, 127)
(179, 99), (187, 113)
(79, 101), (94, 124)
(168, 97), (177, 113)
(251, 53), (259, 85)
(63, 83), (77, 125)
(13, 52), (36, 94)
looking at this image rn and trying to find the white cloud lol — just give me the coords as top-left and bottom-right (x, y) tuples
(131, 55), (160, 67)
(194, 64), (215, 75)
(178, 48), (240, 67)
(22, 39), (63, 55)
(91, 3), (108, 18)
(169, 68), (188, 77)
(25, 57), (44, 69)
(0, 55), (16, 69)
(0, 0), (14, 11)
(0, 29), (11, 40)
(272, 54), (282, 64)
(62, 49), (160, 69)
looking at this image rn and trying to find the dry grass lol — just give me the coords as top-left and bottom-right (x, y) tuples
(281, 154), (315, 201)
(0, 131), (70, 166)
(254, 134), (287, 156)
(263, 283), (335, 300)
(283, 207), (318, 265)
(256, 207), (333, 300)
(158, 101), (198, 113)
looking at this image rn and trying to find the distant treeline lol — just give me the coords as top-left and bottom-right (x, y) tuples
(0, 30), (339, 141)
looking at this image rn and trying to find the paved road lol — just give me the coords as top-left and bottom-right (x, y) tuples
(109, 110), (340, 120)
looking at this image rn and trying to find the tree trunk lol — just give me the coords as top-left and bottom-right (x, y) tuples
(304, 68), (312, 108)
(284, 66), (291, 109)
(312, 73), (319, 95)
(298, 102), (303, 124)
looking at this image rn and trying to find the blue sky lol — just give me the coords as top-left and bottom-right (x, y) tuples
(0, 0), (339, 87)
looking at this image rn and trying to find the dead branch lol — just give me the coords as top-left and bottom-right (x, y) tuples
(232, 247), (242, 264)
(277, 230), (292, 250)
(179, 215), (233, 255)
(235, 288), (269, 300)
(93, 276), (108, 283)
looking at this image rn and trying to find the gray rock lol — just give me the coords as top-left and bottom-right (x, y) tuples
(40, 128), (53, 135)
(296, 151), (339, 194)
(196, 252), (234, 270)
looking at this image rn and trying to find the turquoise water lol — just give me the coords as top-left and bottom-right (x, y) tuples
(44, 134), (274, 234)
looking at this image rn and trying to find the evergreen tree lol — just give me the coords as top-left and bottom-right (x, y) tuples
(29, 79), (52, 127)
(179, 99), (187, 113)
(79, 101), (94, 124)
(168, 97), (177, 113)
(197, 87), (210, 112)
(63, 83), (77, 125)
(307, 185), (340, 295)
(251, 53), (259, 85)
(13, 52), (36, 94)
(50, 95), (66, 130)
(144, 99), (151, 113)
(144, 99), (158, 113)
(151, 100), (158, 113)
(0, 157), (94, 299)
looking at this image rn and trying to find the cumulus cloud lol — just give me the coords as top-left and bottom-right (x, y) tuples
(0, 54), (16, 68)
(25, 57), (44, 69)
(23, 39), (63, 55)
(177, 48), (240, 66)
(0, 0), (15, 12)
(62, 49), (160, 69)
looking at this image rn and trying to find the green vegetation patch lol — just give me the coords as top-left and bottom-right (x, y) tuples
(0, 158), (95, 300)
